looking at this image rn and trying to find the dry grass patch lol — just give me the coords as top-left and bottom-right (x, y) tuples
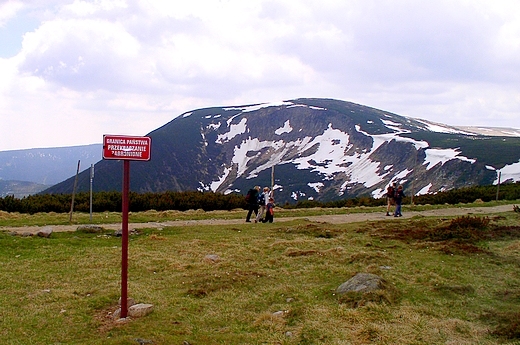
(361, 215), (520, 255)
(349, 250), (391, 265)
(482, 310), (520, 339)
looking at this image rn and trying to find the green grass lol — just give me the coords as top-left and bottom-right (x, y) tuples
(1, 199), (518, 227)
(1, 207), (520, 344)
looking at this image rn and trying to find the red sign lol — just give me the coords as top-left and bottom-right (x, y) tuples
(103, 135), (151, 161)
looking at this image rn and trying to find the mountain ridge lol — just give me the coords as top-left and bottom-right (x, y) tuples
(40, 98), (520, 204)
(0, 144), (101, 197)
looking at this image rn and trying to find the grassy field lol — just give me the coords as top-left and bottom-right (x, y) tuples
(1, 204), (520, 344)
(0, 199), (518, 227)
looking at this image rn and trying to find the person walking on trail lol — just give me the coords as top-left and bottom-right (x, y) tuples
(256, 187), (271, 223)
(262, 197), (275, 223)
(393, 185), (405, 217)
(386, 182), (396, 216)
(245, 186), (260, 222)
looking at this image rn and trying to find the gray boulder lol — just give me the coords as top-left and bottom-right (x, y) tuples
(204, 254), (221, 263)
(76, 225), (104, 233)
(336, 273), (384, 294)
(37, 226), (53, 238)
(128, 303), (154, 318)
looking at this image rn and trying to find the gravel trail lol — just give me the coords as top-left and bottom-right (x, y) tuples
(1, 204), (515, 235)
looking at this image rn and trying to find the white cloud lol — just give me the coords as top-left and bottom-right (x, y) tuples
(0, 1), (24, 27)
(1, 0), (520, 150)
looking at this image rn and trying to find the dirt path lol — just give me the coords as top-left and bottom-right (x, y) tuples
(2, 204), (515, 235)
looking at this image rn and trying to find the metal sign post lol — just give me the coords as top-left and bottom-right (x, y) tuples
(496, 171), (501, 201)
(103, 135), (151, 318)
(121, 160), (130, 317)
(89, 164), (94, 222)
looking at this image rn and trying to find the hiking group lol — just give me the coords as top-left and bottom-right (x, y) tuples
(386, 182), (405, 217)
(245, 186), (274, 223)
(246, 182), (404, 221)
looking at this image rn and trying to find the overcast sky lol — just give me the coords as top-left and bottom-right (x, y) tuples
(1, 0), (519, 151)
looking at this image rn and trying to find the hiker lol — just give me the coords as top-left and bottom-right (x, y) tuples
(262, 197), (275, 223)
(393, 185), (405, 217)
(256, 187), (271, 223)
(245, 186), (260, 222)
(386, 182), (396, 216)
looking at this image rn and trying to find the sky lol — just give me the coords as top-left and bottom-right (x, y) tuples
(1, 0), (520, 151)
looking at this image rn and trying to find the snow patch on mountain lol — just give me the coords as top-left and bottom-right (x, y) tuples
(355, 125), (429, 151)
(371, 188), (385, 198)
(224, 101), (293, 113)
(417, 183), (433, 195)
(275, 120), (292, 135)
(308, 182), (324, 192)
(413, 119), (475, 135)
(216, 118), (247, 143)
(210, 166), (232, 192)
(292, 124), (354, 174)
(287, 104), (327, 111)
(291, 191), (306, 200)
(207, 123), (221, 131)
(231, 137), (279, 178)
(381, 119), (404, 132)
(423, 148), (476, 170)
(497, 160), (520, 183)
(394, 169), (412, 182)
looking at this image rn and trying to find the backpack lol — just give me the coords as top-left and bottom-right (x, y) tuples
(245, 189), (253, 203)
(258, 193), (265, 205)
(387, 186), (395, 198)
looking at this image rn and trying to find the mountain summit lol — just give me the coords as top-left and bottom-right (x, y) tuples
(44, 98), (520, 203)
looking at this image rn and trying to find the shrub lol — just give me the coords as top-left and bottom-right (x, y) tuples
(448, 215), (490, 230)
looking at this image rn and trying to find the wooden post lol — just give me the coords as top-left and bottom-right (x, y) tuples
(69, 160), (80, 222)
(411, 150), (417, 205)
(89, 164), (94, 222)
(271, 166), (275, 198)
(496, 171), (501, 201)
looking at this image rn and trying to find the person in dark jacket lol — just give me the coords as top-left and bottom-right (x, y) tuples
(393, 185), (405, 217)
(262, 197), (275, 223)
(245, 186), (260, 222)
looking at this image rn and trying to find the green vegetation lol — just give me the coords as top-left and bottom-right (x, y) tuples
(2, 182), (520, 215)
(1, 209), (520, 344)
(0, 190), (246, 214)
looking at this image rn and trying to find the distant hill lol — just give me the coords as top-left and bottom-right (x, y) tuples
(42, 98), (520, 204)
(0, 180), (49, 199)
(0, 144), (102, 197)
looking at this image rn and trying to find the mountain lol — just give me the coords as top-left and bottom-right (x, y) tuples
(0, 180), (49, 198)
(0, 144), (102, 197)
(42, 98), (520, 204)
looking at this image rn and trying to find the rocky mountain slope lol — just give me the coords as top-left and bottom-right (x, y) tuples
(42, 98), (520, 204)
